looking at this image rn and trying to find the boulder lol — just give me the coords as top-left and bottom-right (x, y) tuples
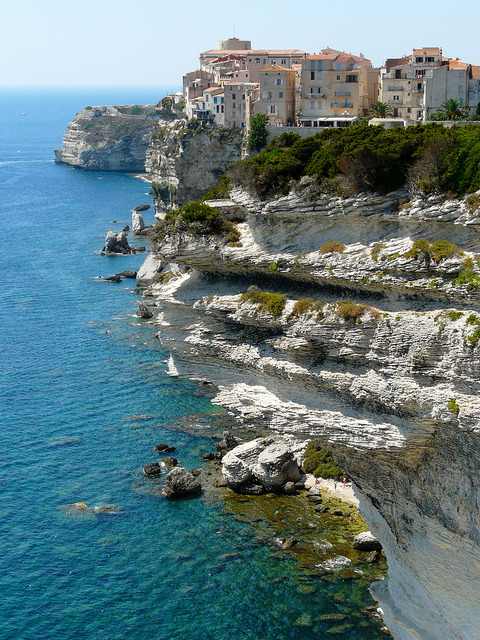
(252, 442), (301, 490)
(102, 230), (131, 254)
(143, 462), (162, 477)
(135, 204), (151, 212)
(116, 232), (129, 249)
(352, 531), (383, 552)
(164, 467), (202, 498)
(136, 303), (153, 319)
(282, 481), (297, 495)
(104, 274), (122, 283)
(161, 456), (178, 469)
(222, 438), (269, 487)
(132, 211), (145, 235)
(116, 270), (137, 279)
(122, 225), (130, 233)
(105, 231), (118, 253)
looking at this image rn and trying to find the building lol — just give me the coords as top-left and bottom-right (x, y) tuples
(252, 65), (296, 125)
(297, 51), (376, 127)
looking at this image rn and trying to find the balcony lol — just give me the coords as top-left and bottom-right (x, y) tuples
(387, 86), (404, 92)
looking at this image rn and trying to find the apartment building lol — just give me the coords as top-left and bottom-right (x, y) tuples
(252, 65), (296, 125)
(298, 52), (375, 126)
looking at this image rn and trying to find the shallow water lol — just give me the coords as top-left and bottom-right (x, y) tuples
(0, 88), (387, 640)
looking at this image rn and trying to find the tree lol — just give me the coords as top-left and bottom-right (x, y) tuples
(436, 99), (466, 121)
(248, 114), (269, 152)
(369, 101), (394, 118)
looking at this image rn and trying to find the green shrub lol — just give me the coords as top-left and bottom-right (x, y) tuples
(404, 239), (463, 263)
(202, 175), (231, 201)
(336, 300), (379, 323)
(447, 398), (460, 413)
(240, 290), (286, 317)
(302, 441), (343, 479)
(319, 241), (346, 255)
(466, 193), (480, 214)
(455, 268), (480, 287)
(468, 328), (480, 345)
(290, 298), (314, 317)
(269, 262), (278, 271)
(371, 243), (385, 261)
(466, 314), (480, 325)
(155, 201), (238, 239)
(446, 310), (463, 321)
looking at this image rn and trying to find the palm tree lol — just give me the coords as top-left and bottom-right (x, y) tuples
(369, 101), (394, 118)
(438, 99), (466, 121)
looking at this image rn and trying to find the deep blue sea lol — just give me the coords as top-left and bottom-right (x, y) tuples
(0, 88), (386, 640)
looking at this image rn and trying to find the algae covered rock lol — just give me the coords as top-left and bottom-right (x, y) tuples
(352, 531), (382, 552)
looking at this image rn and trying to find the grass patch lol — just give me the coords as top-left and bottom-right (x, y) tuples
(202, 175), (231, 201)
(290, 298), (314, 317)
(240, 290), (286, 317)
(467, 328), (480, 345)
(319, 241), (346, 255)
(455, 268), (480, 288)
(446, 310), (464, 321)
(404, 239), (463, 263)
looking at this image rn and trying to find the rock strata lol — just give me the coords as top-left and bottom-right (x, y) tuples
(136, 183), (480, 640)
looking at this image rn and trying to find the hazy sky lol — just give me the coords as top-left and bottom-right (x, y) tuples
(1, 0), (479, 88)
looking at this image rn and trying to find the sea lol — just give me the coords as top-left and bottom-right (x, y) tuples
(0, 88), (387, 640)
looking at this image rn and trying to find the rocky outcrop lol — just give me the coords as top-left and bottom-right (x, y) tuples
(146, 122), (243, 213)
(136, 184), (480, 640)
(102, 230), (132, 254)
(132, 210), (146, 235)
(222, 437), (305, 491)
(54, 105), (158, 171)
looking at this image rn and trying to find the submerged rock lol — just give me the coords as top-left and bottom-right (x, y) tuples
(161, 456), (178, 469)
(164, 467), (202, 498)
(154, 443), (176, 453)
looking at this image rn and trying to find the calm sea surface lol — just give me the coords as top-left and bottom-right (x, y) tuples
(0, 88), (386, 640)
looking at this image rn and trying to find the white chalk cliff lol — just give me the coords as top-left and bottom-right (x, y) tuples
(137, 184), (480, 640)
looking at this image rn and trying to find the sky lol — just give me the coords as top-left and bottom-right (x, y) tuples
(1, 0), (479, 88)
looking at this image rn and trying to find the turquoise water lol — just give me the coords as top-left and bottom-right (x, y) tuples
(0, 89), (386, 639)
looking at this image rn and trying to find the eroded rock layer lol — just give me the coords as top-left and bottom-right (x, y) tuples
(54, 105), (158, 171)
(138, 186), (480, 640)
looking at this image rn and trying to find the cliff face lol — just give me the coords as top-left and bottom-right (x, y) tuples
(138, 185), (480, 640)
(145, 121), (243, 212)
(54, 105), (158, 171)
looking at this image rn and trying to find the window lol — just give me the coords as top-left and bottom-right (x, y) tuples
(232, 111), (236, 118)
(346, 75), (357, 83)
(317, 87), (322, 94)
(275, 78), (283, 86)
(426, 56), (434, 62)
(336, 63), (342, 70)
(459, 85), (463, 93)
(317, 61), (322, 71)
(279, 92), (283, 98)
(221, 105), (224, 112)
(310, 60), (315, 70)
(395, 69), (402, 79)
(213, 97), (217, 104)
(317, 101), (322, 109)
(242, 94), (245, 100)
(232, 93), (236, 99)
(281, 59), (286, 65)
(337, 75), (341, 80)
(318, 71), (322, 80)
(459, 71), (464, 78)
(416, 56), (423, 63)
(268, 91), (272, 99)
(254, 58), (260, 63)
(310, 101), (314, 109)
(269, 105), (277, 114)
(311, 71), (315, 80)
(232, 103), (236, 108)
(272, 60), (276, 65)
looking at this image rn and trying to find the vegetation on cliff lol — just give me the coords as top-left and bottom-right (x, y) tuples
(228, 122), (480, 198)
(154, 201), (239, 241)
(302, 441), (344, 479)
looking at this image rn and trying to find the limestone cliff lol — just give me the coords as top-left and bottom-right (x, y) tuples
(145, 120), (243, 212)
(137, 185), (480, 640)
(54, 105), (158, 171)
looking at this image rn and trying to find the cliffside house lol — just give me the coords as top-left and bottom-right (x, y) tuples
(252, 65), (296, 126)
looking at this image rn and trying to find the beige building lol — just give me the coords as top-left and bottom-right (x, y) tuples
(298, 52), (375, 126)
(253, 65), (296, 125)
(380, 47), (445, 120)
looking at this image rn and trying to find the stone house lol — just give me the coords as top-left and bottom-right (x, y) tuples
(252, 65), (296, 126)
